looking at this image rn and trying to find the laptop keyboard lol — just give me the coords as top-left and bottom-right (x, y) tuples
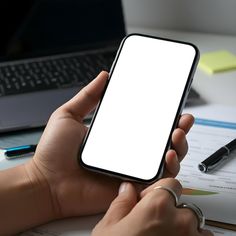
(0, 49), (116, 96)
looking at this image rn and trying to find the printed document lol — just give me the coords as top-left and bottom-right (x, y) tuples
(178, 104), (236, 226)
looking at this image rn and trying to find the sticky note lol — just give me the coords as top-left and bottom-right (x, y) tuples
(198, 50), (236, 74)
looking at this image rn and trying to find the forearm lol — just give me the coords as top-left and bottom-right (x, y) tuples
(0, 161), (55, 235)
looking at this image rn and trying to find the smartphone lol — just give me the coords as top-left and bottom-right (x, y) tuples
(80, 34), (199, 183)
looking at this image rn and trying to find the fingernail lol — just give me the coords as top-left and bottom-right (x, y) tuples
(119, 182), (128, 194)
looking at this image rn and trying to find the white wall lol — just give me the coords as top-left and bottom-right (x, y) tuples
(122, 0), (236, 35)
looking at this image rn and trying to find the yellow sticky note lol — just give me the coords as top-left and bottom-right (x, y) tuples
(198, 50), (236, 74)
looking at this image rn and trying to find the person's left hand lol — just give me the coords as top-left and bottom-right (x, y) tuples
(92, 178), (213, 236)
(25, 71), (194, 220)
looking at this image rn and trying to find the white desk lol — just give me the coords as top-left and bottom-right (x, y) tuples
(1, 28), (236, 236)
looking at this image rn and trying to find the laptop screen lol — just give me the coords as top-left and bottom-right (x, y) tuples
(0, 0), (126, 61)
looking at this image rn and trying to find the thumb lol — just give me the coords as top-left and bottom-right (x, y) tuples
(63, 71), (109, 121)
(102, 182), (138, 224)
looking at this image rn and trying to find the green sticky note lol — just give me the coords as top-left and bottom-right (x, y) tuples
(198, 50), (236, 74)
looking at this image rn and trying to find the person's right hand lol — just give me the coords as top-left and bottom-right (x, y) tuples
(92, 178), (213, 236)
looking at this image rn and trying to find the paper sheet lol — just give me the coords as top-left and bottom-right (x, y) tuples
(178, 104), (236, 225)
(19, 215), (101, 236)
(205, 225), (236, 236)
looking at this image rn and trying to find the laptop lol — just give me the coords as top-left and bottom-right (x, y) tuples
(0, 0), (126, 133)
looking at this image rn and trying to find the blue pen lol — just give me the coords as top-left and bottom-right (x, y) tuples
(4, 144), (37, 159)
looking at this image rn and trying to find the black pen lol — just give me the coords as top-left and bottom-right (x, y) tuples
(198, 138), (236, 173)
(4, 144), (37, 159)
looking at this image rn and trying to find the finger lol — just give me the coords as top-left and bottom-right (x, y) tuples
(163, 149), (180, 178)
(176, 208), (213, 236)
(140, 178), (182, 202)
(177, 207), (199, 233)
(169, 114), (194, 165)
(128, 179), (181, 224)
(171, 128), (188, 162)
(102, 182), (138, 224)
(178, 113), (194, 134)
(63, 71), (109, 121)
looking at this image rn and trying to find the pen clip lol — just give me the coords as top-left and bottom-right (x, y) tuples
(204, 154), (229, 172)
(223, 146), (230, 156)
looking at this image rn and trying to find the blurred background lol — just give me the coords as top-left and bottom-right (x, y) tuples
(122, 0), (236, 35)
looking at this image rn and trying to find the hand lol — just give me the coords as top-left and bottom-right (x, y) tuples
(25, 71), (194, 220)
(92, 178), (213, 236)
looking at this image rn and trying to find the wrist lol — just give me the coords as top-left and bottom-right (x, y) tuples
(24, 159), (60, 222)
(0, 160), (57, 235)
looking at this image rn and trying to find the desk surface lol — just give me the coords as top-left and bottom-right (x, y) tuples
(128, 27), (236, 106)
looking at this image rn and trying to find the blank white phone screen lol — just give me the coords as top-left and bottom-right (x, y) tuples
(81, 35), (197, 181)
